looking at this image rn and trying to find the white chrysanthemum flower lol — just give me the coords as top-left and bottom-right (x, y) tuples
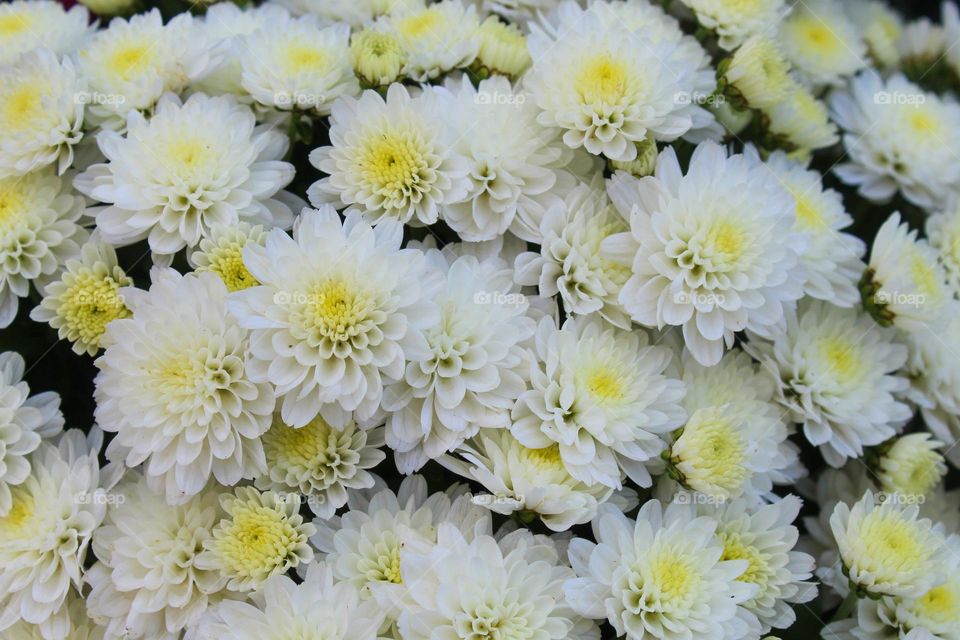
(722, 35), (795, 110)
(311, 475), (491, 622)
(382, 251), (533, 473)
(565, 501), (756, 639)
(0, 352), (62, 515)
(511, 316), (685, 488)
(387, 0), (479, 81)
(863, 212), (951, 333)
(779, 0), (867, 86)
(474, 16), (530, 79)
(256, 413), (385, 520)
(240, 14), (358, 114)
(0, 49), (84, 178)
(76, 93), (297, 258)
(874, 434), (947, 499)
(680, 0), (785, 50)
(525, 5), (710, 161)
(701, 497), (817, 633)
(85, 475), (230, 640)
(189, 222), (267, 293)
(830, 490), (949, 599)
(753, 149), (866, 306)
(0, 169), (87, 328)
(441, 429), (614, 532)
(30, 241), (132, 356)
(95, 269), (274, 504)
(745, 299), (910, 467)
(228, 207), (441, 428)
(515, 180), (632, 328)
(197, 486), (315, 592)
(603, 142), (806, 366)
(942, 1), (960, 82)
(845, 0), (903, 68)
(441, 75), (574, 243)
(191, 562), (383, 640)
(831, 73), (960, 208)
(6, 590), (104, 640)
(76, 10), (218, 128)
(898, 16), (945, 71)
(766, 83), (839, 153)
(0, 1), (91, 65)
(350, 25), (406, 88)
(666, 400), (792, 501)
(926, 203), (960, 296)
(0, 431), (106, 638)
(398, 524), (596, 640)
(308, 84), (470, 226)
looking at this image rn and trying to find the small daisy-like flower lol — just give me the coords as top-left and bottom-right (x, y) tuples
(754, 149), (866, 307)
(603, 142), (806, 366)
(526, 6), (710, 161)
(256, 413), (386, 520)
(845, 0), (903, 68)
(76, 93), (297, 258)
(398, 524), (595, 640)
(0, 352), (63, 515)
(6, 590), (104, 640)
(745, 299), (910, 467)
(350, 26), (406, 88)
(240, 14), (358, 115)
(95, 269), (275, 504)
(874, 434), (947, 499)
(228, 207), (442, 428)
(565, 500), (756, 639)
(198, 486), (315, 592)
(511, 316), (686, 488)
(680, 0), (785, 50)
(778, 0), (867, 87)
(926, 203), (960, 295)
(189, 222), (267, 293)
(898, 16), (945, 74)
(0, 431), (106, 637)
(766, 83), (839, 153)
(862, 212), (951, 333)
(666, 400), (791, 501)
(830, 490), (949, 599)
(382, 251), (533, 473)
(308, 84), (470, 226)
(831, 73), (960, 208)
(0, 49), (84, 178)
(0, 1), (91, 65)
(85, 475), (230, 639)
(441, 429), (614, 532)
(474, 17), (530, 79)
(30, 242), (132, 356)
(193, 562), (383, 640)
(76, 9), (217, 128)
(515, 180), (631, 328)
(441, 75), (574, 243)
(387, 0), (480, 82)
(0, 169), (87, 329)
(721, 35), (795, 110)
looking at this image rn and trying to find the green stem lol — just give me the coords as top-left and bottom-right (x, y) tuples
(832, 588), (859, 622)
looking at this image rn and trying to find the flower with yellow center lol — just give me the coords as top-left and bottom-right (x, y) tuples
(474, 16), (530, 79)
(31, 242), (132, 356)
(387, 0), (479, 81)
(0, 1), (91, 65)
(198, 487), (315, 592)
(779, 0), (866, 86)
(680, 0), (785, 50)
(350, 26), (406, 87)
(308, 84), (470, 226)
(723, 36), (794, 109)
(874, 434), (947, 499)
(831, 490), (951, 599)
(256, 412), (385, 519)
(766, 82), (839, 153)
(512, 316), (685, 488)
(927, 203), (960, 296)
(846, 0), (902, 68)
(565, 501), (756, 639)
(190, 222), (267, 293)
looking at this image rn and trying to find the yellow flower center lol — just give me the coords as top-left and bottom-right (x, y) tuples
(107, 43), (154, 80)
(793, 192), (824, 230)
(674, 411), (748, 496)
(0, 12), (30, 36)
(646, 551), (700, 603)
(307, 279), (372, 344)
(574, 54), (632, 104)
(817, 335), (864, 384)
(584, 368), (625, 403)
(519, 444), (564, 470)
(858, 510), (927, 576)
(282, 44), (328, 75)
(396, 8), (443, 40)
(204, 246), (258, 292)
(907, 107), (942, 138)
(915, 584), (958, 624)
(1, 490), (34, 534)
(360, 132), (427, 199)
(909, 253), (943, 300)
(217, 501), (303, 580)
(789, 15), (843, 55)
(2, 83), (42, 132)
(706, 221), (746, 263)
(720, 532), (769, 586)
(0, 179), (26, 230)
(263, 415), (343, 473)
(60, 270), (131, 350)
(165, 137), (214, 173)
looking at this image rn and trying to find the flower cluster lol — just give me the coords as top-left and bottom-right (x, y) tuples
(3, 0), (960, 638)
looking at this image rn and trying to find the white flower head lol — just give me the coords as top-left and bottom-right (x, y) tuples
(565, 500), (757, 639)
(0, 1), (92, 65)
(0, 169), (87, 328)
(766, 83), (839, 153)
(745, 299), (910, 467)
(0, 49), (84, 178)
(603, 142), (806, 366)
(228, 207), (442, 428)
(831, 73), (960, 209)
(95, 269), (275, 504)
(189, 222), (268, 293)
(680, 0), (786, 50)
(874, 433), (947, 499)
(830, 489), (950, 599)
(197, 486), (316, 592)
(845, 0), (903, 69)
(723, 35), (795, 110)
(475, 16), (531, 79)
(926, 202), (960, 296)
(511, 315), (686, 488)
(308, 84), (470, 227)
(387, 0), (480, 82)
(779, 0), (867, 86)
(239, 14), (359, 114)
(256, 413), (386, 519)
(349, 24), (406, 88)
(0, 352), (63, 515)
(76, 92), (297, 258)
